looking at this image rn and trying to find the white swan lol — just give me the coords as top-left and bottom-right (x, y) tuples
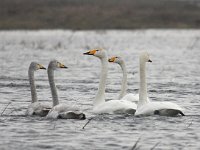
(135, 52), (184, 116)
(108, 56), (147, 103)
(27, 62), (51, 117)
(84, 49), (137, 114)
(46, 60), (86, 119)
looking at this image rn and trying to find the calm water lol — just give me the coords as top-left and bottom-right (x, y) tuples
(0, 30), (200, 150)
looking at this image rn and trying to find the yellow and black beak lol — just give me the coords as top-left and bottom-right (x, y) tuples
(83, 50), (97, 55)
(38, 64), (46, 70)
(58, 62), (68, 68)
(148, 59), (152, 62)
(108, 57), (116, 62)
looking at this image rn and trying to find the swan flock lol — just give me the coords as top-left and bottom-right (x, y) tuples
(27, 49), (184, 119)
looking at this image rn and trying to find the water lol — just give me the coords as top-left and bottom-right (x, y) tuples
(0, 30), (200, 150)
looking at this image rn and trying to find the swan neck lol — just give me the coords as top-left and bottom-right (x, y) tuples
(94, 56), (107, 106)
(119, 61), (127, 99)
(139, 60), (148, 107)
(28, 69), (38, 103)
(48, 68), (59, 106)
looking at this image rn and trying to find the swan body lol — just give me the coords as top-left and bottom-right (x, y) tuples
(135, 52), (184, 116)
(27, 62), (51, 117)
(108, 56), (149, 104)
(46, 60), (86, 120)
(84, 49), (137, 114)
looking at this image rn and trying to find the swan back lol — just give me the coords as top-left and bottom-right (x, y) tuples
(47, 104), (86, 119)
(135, 101), (184, 116)
(27, 102), (51, 117)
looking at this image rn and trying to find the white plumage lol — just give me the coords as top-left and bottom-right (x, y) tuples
(84, 49), (137, 114)
(135, 52), (184, 116)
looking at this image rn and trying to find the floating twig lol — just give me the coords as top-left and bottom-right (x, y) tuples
(82, 117), (93, 129)
(131, 137), (141, 150)
(150, 142), (160, 150)
(1, 102), (11, 116)
(7, 109), (17, 116)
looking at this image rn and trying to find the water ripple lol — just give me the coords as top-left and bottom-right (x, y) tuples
(0, 30), (200, 150)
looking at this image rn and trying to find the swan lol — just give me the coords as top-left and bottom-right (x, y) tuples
(46, 60), (86, 120)
(108, 56), (149, 103)
(135, 52), (184, 116)
(27, 62), (51, 117)
(83, 49), (137, 114)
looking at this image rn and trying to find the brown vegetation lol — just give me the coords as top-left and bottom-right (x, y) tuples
(0, 0), (200, 29)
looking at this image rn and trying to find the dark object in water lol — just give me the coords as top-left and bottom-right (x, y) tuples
(58, 112), (86, 120)
(32, 108), (51, 117)
(126, 109), (136, 115)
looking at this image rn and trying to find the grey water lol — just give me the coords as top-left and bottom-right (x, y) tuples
(0, 30), (200, 150)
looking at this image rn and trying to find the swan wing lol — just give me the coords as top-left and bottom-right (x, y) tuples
(27, 102), (51, 117)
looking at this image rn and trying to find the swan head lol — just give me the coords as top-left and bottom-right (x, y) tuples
(140, 52), (152, 63)
(29, 62), (46, 71)
(108, 56), (123, 64)
(83, 49), (106, 58)
(48, 60), (68, 70)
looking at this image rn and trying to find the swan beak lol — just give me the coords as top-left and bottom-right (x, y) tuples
(58, 62), (68, 68)
(38, 64), (46, 70)
(108, 57), (116, 62)
(83, 50), (96, 55)
(148, 59), (152, 62)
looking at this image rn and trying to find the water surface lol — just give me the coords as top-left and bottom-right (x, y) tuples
(0, 30), (200, 149)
